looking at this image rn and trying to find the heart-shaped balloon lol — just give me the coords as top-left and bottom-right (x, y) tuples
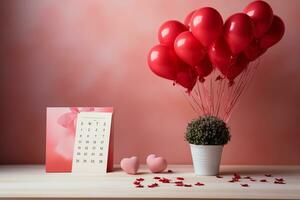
(174, 31), (206, 67)
(243, 0), (273, 38)
(120, 156), (139, 175)
(158, 20), (187, 48)
(146, 154), (167, 173)
(148, 45), (180, 80)
(224, 13), (255, 54)
(191, 7), (223, 47)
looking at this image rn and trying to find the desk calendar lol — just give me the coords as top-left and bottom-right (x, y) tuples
(46, 107), (114, 173)
(72, 112), (112, 174)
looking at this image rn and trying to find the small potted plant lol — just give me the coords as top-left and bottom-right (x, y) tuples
(185, 115), (231, 175)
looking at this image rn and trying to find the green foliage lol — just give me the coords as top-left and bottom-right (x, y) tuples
(185, 115), (231, 145)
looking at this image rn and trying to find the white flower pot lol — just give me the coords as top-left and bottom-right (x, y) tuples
(190, 144), (223, 176)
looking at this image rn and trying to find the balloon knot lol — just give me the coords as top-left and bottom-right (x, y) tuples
(228, 80), (235, 87)
(186, 90), (191, 95)
(215, 75), (224, 81)
(199, 77), (205, 83)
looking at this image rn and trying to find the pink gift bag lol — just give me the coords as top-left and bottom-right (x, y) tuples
(45, 107), (114, 172)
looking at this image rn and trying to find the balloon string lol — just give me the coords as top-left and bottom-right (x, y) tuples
(210, 73), (215, 116)
(181, 90), (199, 115)
(193, 82), (202, 113)
(216, 76), (222, 118)
(196, 81), (207, 114)
(225, 60), (250, 120)
(190, 91), (205, 114)
(224, 69), (248, 121)
(200, 81), (210, 115)
(184, 58), (260, 122)
(203, 79), (213, 115)
(224, 58), (260, 122)
(224, 68), (246, 120)
(219, 77), (227, 121)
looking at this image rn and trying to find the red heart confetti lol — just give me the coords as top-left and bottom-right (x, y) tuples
(159, 177), (171, 183)
(136, 185), (144, 188)
(234, 173), (241, 179)
(241, 184), (249, 187)
(265, 174), (272, 177)
(228, 176), (240, 182)
(184, 184), (192, 187)
(274, 180), (286, 184)
(175, 182), (184, 187)
(133, 174), (287, 189)
(195, 182), (205, 186)
(275, 178), (284, 182)
(231, 177), (240, 182)
(167, 169), (173, 173)
(148, 183), (159, 188)
(174, 181), (183, 184)
(133, 181), (141, 185)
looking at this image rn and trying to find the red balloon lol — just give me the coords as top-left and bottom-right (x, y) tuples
(190, 7), (223, 47)
(208, 37), (235, 71)
(174, 31), (206, 67)
(224, 13), (255, 54)
(195, 56), (213, 80)
(221, 54), (249, 81)
(158, 20), (187, 48)
(147, 45), (181, 80)
(244, 0), (273, 38)
(244, 40), (267, 61)
(184, 10), (196, 28)
(176, 66), (198, 92)
(259, 15), (285, 49)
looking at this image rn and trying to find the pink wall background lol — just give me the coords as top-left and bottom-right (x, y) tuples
(1, 0), (299, 165)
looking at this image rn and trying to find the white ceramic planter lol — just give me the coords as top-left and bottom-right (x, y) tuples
(190, 144), (223, 176)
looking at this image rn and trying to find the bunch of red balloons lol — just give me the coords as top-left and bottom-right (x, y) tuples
(147, 1), (285, 92)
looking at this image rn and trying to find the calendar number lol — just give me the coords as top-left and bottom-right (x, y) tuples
(72, 112), (112, 174)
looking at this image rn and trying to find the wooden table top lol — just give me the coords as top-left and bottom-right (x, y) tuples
(0, 165), (299, 199)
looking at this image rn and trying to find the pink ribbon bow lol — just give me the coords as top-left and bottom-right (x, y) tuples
(57, 107), (95, 132)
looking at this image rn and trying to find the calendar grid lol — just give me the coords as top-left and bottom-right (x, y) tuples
(72, 112), (112, 174)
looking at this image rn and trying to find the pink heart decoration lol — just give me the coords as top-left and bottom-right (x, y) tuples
(120, 156), (139, 175)
(146, 154), (167, 173)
